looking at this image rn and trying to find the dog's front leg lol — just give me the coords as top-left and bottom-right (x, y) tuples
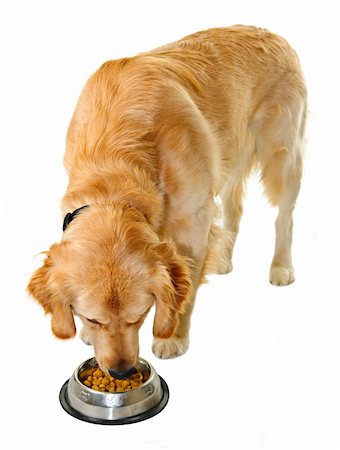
(152, 270), (202, 359)
(152, 288), (198, 359)
(152, 201), (212, 359)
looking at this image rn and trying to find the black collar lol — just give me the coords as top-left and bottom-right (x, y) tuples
(63, 205), (89, 231)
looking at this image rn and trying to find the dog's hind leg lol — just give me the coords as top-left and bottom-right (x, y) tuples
(255, 99), (306, 285)
(267, 150), (302, 285)
(219, 182), (245, 274)
(212, 132), (255, 275)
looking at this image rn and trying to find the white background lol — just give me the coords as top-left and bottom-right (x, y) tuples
(1, 0), (339, 449)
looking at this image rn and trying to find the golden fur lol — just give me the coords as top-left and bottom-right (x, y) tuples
(27, 26), (307, 373)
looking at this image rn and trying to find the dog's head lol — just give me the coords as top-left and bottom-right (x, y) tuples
(27, 203), (192, 376)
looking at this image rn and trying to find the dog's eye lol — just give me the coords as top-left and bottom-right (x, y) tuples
(126, 318), (143, 326)
(127, 320), (140, 326)
(85, 318), (101, 325)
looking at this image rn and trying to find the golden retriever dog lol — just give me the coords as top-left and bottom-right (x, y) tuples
(27, 26), (307, 378)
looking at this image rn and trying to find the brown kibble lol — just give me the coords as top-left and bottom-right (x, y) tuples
(79, 368), (93, 380)
(133, 372), (143, 382)
(79, 367), (144, 392)
(93, 369), (103, 378)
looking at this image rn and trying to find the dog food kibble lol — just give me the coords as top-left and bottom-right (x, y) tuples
(79, 367), (144, 392)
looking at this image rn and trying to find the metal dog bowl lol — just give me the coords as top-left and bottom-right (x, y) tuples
(59, 357), (169, 425)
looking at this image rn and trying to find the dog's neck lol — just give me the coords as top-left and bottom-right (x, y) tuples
(61, 148), (164, 230)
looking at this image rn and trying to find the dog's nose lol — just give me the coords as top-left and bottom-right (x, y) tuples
(108, 367), (135, 379)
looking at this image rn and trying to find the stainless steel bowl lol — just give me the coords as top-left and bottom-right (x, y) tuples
(59, 357), (169, 425)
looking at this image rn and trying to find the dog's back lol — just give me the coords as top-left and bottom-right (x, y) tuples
(148, 26), (306, 129)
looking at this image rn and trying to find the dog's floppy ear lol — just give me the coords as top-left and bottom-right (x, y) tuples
(151, 243), (192, 339)
(27, 243), (76, 339)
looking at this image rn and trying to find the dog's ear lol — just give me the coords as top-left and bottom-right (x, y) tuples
(151, 243), (192, 339)
(27, 243), (76, 339)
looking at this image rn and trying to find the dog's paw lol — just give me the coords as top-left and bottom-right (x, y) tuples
(152, 336), (189, 359)
(80, 327), (92, 345)
(270, 266), (295, 286)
